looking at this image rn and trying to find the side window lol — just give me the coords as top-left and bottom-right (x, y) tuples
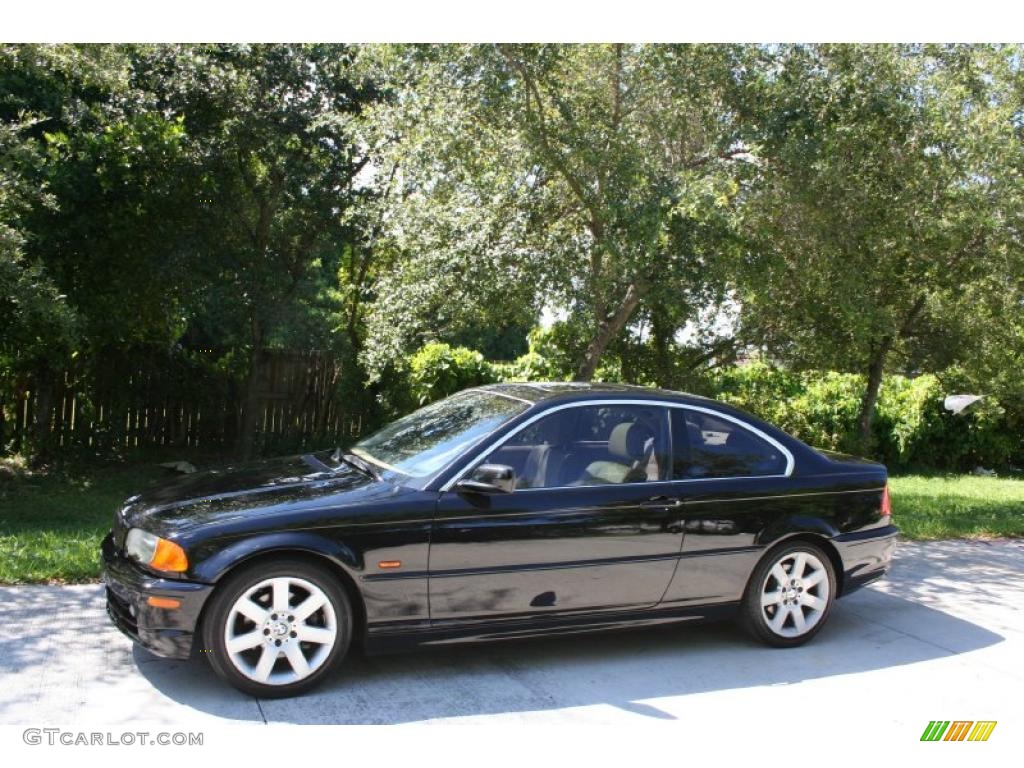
(480, 404), (670, 489)
(671, 409), (786, 479)
(504, 409), (573, 448)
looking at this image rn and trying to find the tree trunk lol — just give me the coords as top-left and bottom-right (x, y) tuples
(855, 295), (927, 454)
(236, 335), (264, 460)
(29, 364), (56, 465)
(857, 341), (890, 454)
(574, 282), (646, 381)
(650, 307), (674, 388)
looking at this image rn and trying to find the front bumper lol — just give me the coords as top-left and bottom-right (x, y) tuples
(833, 524), (899, 596)
(101, 532), (214, 659)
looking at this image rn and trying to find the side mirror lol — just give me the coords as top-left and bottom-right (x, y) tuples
(456, 463), (516, 494)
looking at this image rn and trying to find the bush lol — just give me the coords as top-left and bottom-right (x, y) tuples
(710, 363), (1021, 471)
(521, 325), (580, 380)
(491, 351), (552, 382)
(408, 343), (498, 405)
(882, 370), (1021, 471)
(490, 327), (578, 383)
(400, 344), (1023, 472)
(710, 362), (804, 430)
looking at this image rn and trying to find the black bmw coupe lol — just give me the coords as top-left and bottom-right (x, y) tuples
(102, 382), (897, 696)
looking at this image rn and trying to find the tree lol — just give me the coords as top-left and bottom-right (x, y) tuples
(358, 44), (750, 382)
(133, 44), (379, 456)
(0, 113), (78, 451)
(1, 44), (381, 458)
(738, 44), (1024, 450)
(1, 43), (185, 456)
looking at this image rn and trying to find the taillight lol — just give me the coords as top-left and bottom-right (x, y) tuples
(881, 483), (892, 519)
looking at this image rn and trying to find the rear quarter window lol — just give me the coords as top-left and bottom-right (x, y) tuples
(672, 409), (786, 479)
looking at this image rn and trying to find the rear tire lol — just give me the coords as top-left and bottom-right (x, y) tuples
(201, 558), (352, 697)
(740, 541), (836, 648)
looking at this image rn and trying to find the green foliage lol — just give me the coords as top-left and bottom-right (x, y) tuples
(518, 326), (577, 380)
(357, 44), (749, 381)
(0, 105), (79, 380)
(889, 474), (1024, 540)
(399, 345), (1022, 471)
(2, 44), (1023, 469)
(791, 373), (869, 456)
(893, 371), (1022, 471)
(737, 44), (1024, 444)
(0, 44), (382, 459)
(490, 325), (610, 383)
(490, 352), (552, 383)
(2, 44), (197, 366)
(0, 459), (166, 583)
(710, 362), (1022, 470)
(710, 363), (804, 428)
(408, 342), (498, 405)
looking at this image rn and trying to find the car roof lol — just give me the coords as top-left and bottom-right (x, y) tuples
(474, 381), (720, 408)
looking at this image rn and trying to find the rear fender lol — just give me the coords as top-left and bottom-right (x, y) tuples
(756, 516), (840, 547)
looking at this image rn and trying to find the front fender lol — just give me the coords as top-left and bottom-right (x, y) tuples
(189, 531), (362, 584)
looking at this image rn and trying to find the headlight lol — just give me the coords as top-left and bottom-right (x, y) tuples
(124, 528), (189, 572)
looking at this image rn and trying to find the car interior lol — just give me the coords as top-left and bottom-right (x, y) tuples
(675, 410), (785, 478)
(483, 405), (668, 489)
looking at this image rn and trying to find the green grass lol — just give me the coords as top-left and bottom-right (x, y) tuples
(0, 458), (164, 584)
(1, 457), (1022, 583)
(889, 474), (1024, 540)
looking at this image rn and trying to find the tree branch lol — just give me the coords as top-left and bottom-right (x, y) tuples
(683, 147), (751, 171)
(496, 45), (607, 245)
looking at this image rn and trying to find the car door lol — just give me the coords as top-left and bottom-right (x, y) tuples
(659, 406), (798, 607)
(428, 402), (685, 623)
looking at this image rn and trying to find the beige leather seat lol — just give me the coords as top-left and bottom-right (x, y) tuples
(580, 422), (655, 485)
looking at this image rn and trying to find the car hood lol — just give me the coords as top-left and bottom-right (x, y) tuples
(120, 452), (387, 536)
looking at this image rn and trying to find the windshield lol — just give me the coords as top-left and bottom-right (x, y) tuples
(351, 390), (529, 484)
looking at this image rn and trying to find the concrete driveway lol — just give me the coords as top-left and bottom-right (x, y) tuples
(0, 540), (1021, 728)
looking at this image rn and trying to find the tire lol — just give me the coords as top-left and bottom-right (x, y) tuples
(739, 541), (836, 648)
(201, 558), (353, 698)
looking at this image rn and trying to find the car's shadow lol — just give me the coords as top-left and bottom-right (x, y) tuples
(136, 586), (1005, 724)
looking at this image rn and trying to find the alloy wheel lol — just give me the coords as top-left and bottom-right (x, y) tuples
(223, 576), (338, 685)
(759, 550), (831, 638)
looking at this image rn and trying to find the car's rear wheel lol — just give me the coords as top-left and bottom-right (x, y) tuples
(740, 541), (836, 647)
(201, 559), (352, 697)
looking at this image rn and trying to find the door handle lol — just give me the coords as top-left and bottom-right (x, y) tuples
(642, 495), (684, 508)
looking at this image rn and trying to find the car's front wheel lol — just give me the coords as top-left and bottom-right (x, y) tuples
(740, 541), (836, 647)
(201, 558), (352, 697)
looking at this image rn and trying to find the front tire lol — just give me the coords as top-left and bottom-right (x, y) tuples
(740, 541), (836, 647)
(201, 558), (352, 697)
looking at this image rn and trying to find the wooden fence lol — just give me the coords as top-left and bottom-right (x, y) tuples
(0, 347), (365, 458)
